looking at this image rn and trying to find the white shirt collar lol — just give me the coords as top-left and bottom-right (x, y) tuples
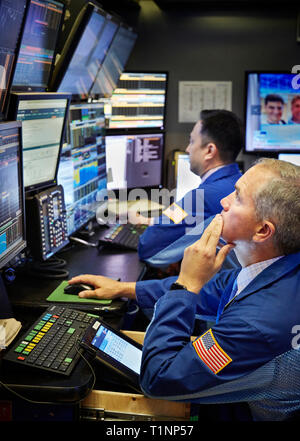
(200, 165), (227, 183)
(236, 256), (283, 296)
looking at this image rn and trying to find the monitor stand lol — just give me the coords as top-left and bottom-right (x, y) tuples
(0, 273), (13, 319)
(69, 221), (103, 248)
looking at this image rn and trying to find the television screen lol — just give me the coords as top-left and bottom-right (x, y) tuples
(105, 132), (164, 190)
(57, 102), (107, 236)
(278, 153), (300, 166)
(90, 24), (137, 98)
(0, 121), (26, 269)
(173, 152), (201, 201)
(106, 72), (168, 130)
(0, 0), (27, 119)
(8, 92), (70, 192)
(50, 2), (118, 100)
(12, 0), (64, 92)
(245, 72), (300, 152)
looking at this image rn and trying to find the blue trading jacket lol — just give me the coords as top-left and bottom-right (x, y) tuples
(138, 163), (242, 262)
(137, 252), (300, 418)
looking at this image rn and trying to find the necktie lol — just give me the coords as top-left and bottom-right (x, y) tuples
(227, 279), (238, 305)
(216, 279), (239, 323)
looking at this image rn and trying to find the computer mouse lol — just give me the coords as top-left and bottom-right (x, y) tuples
(64, 283), (94, 295)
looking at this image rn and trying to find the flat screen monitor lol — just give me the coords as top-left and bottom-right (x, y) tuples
(50, 2), (118, 100)
(8, 92), (70, 192)
(11, 0), (65, 92)
(105, 132), (164, 191)
(57, 102), (107, 236)
(0, 121), (26, 269)
(245, 72), (300, 152)
(173, 151), (201, 201)
(278, 153), (300, 166)
(0, 0), (27, 120)
(90, 24), (137, 98)
(106, 72), (168, 130)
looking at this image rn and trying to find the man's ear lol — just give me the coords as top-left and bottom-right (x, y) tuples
(205, 142), (218, 160)
(253, 220), (276, 243)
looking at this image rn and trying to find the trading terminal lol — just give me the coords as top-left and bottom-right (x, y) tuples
(0, 0), (299, 424)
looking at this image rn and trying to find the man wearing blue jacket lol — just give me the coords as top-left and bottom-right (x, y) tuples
(69, 158), (300, 421)
(137, 109), (243, 262)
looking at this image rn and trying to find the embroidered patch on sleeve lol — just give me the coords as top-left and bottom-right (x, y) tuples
(193, 329), (232, 374)
(162, 202), (188, 224)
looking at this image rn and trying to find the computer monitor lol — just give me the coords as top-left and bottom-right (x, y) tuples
(50, 2), (118, 101)
(0, 121), (26, 269)
(90, 23), (137, 98)
(106, 72), (168, 130)
(11, 0), (65, 92)
(57, 102), (107, 236)
(278, 153), (300, 166)
(105, 132), (164, 191)
(8, 92), (70, 192)
(0, 0), (27, 120)
(245, 71), (300, 153)
(173, 151), (201, 201)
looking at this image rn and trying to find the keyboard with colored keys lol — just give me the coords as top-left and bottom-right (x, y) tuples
(3, 305), (97, 376)
(99, 223), (148, 251)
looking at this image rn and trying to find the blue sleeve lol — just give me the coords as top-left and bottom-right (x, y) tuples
(135, 269), (238, 319)
(138, 187), (205, 261)
(140, 290), (278, 402)
(139, 217), (211, 267)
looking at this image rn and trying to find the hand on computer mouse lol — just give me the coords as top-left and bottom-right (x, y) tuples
(64, 283), (94, 296)
(68, 275), (136, 300)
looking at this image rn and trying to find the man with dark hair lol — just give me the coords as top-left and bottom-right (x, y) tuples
(136, 109), (244, 263)
(264, 94), (286, 124)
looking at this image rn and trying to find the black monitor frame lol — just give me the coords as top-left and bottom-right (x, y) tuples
(89, 21), (138, 100)
(7, 92), (71, 194)
(0, 120), (27, 269)
(11, 0), (65, 93)
(49, 2), (119, 103)
(0, 0), (29, 121)
(244, 69), (300, 155)
(107, 70), (169, 133)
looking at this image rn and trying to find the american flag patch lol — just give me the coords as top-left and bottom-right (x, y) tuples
(193, 329), (232, 374)
(163, 203), (188, 224)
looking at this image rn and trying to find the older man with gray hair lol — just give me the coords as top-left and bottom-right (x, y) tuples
(68, 158), (300, 420)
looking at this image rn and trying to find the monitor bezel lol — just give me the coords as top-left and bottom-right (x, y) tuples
(11, 0), (66, 93)
(0, 0), (29, 122)
(104, 129), (165, 196)
(7, 91), (71, 194)
(89, 22), (138, 100)
(0, 120), (27, 269)
(49, 2), (119, 102)
(244, 69), (300, 155)
(107, 70), (169, 132)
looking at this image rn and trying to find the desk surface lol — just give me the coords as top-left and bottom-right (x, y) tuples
(7, 225), (146, 310)
(1, 226), (146, 406)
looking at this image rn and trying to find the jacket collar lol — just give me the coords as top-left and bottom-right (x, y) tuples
(225, 252), (300, 309)
(204, 162), (241, 184)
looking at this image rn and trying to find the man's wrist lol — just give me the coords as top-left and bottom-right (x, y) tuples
(118, 282), (137, 299)
(173, 278), (202, 294)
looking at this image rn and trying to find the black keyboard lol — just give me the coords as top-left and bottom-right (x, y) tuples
(3, 305), (98, 376)
(99, 223), (148, 250)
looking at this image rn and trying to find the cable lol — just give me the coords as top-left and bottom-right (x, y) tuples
(24, 256), (70, 279)
(0, 339), (96, 406)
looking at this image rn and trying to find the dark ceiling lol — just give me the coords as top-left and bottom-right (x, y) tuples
(152, 0), (299, 8)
